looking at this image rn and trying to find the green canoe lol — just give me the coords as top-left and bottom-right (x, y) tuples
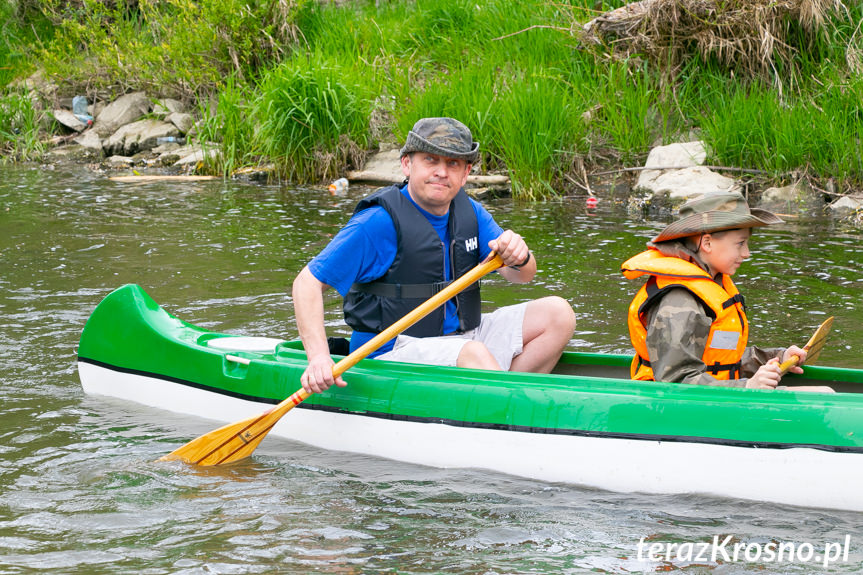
(78, 284), (863, 511)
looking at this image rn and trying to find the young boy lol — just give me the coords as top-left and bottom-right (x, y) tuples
(622, 191), (833, 392)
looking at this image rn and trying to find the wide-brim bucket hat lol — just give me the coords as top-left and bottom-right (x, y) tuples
(400, 117), (480, 164)
(652, 191), (784, 243)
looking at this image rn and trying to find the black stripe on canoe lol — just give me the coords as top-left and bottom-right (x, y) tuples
(77, 356), (863, 454)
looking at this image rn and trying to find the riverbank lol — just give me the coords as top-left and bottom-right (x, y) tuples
(2, 0), (862, 205)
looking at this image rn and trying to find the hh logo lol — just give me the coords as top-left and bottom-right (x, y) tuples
(465, 237), (478, 251)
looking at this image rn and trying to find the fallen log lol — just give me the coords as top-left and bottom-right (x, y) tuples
(109, 175), (219, 182)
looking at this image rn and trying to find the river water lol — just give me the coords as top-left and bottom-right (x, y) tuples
(1, 164), (862, 574)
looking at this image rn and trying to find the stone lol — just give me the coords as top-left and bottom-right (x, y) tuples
(232, 164), (277, 182)
(353, 147), (402, 182)
(90, 101), (106, 118)
(152, 98), (185, 116)
(635, 141), (739, 200)
(827, 194), (863, 214)
(92, 92), (151, 137)
(46, 146), (95, 162)
(758, 180), (823, 215)
(73, 130), (103, 152)
(159, 153), (182, 166)
(102, 119), (181, 156)
(636, 141), (707, 187)
(51, 109), (88, 132)
(639, 166), (741, 200)
(173, 145), (220, 166)
(152, 141), (182, 154)
(166, 112), (195, 134)
(105, 155), (134, 166)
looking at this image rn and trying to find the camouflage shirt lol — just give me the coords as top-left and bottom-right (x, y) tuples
(641, 239), (783, 387)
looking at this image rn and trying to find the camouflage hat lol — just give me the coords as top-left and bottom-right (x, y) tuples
(400, 117), (479, 163)
(652, 191), (784, 243)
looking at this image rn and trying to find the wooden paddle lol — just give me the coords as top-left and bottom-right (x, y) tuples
(778, 316), (834, 375)
(160, 253), (505, 466)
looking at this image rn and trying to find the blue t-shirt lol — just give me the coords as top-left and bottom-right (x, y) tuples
(308, 185), (504, 356)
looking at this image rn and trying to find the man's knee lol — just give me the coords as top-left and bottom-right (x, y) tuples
(457, 341), (501, 370)
(532, 296), (576, 333)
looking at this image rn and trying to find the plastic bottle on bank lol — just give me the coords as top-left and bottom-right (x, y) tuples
(328, 178), (349, 196)
(72, 95), (93, 126)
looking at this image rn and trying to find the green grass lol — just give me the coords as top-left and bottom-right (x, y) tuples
(0, 3), (20, 88)
(1, 0), (862, 197)
(1, 2), (51, 88)
(696, 70), (863, 185)
(489, 73), (586, 198)
(36, 0), (307, 97)
(195, 76), (256, 177)
(0, 91), (44, 162)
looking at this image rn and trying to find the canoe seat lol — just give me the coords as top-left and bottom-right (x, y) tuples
(204, 336), (283, 354)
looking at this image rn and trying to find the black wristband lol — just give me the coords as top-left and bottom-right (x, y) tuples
(509, 251), (531, 270)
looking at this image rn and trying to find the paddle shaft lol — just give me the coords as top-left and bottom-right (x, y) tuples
(159, 253), (504, 465)
(778, 355), (803, 375)
(293, 252), (505, 402)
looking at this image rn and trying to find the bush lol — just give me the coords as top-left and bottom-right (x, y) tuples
(579, 0), (850, 89)
(36, 0), (308, 97)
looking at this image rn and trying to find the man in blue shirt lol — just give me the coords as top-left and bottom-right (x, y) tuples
(293, 117), (576, 393)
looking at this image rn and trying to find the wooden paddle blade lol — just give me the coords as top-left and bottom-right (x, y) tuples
(803, 316), (833, 364)
(159, 389), (308, 466)
(778, 316), (834, 375)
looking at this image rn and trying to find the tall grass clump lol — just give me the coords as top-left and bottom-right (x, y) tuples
(293, 1), (393, 68)
(588, 63), (661, 164)
(397, 0), (482, 64)
(394, 64), (588, 198)
(0, 91), (44, 162)
(489, 75), (586, 199)
(195, 77), (256, 177)
(700, 75), (863, 185)
(252, 60), (372, 182)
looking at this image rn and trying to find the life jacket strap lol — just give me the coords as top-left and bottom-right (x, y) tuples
(706, 360), (742, 379)
(722, 293), (745, 310)
(352, 280), (479, 299)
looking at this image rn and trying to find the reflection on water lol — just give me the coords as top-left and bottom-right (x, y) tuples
(1, 165), (862, 573)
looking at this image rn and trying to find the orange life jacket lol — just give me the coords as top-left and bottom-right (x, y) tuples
(621, 249), (749, 381)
